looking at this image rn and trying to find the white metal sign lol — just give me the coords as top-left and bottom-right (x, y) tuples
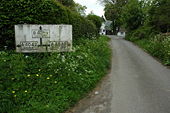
(15, 24), (72, 53)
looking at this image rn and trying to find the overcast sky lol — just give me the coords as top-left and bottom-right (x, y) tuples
(74, 0), (104, 17)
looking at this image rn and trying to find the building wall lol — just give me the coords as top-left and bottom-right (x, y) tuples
(117, 31), (126, 37)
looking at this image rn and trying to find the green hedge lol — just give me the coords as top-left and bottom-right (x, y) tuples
(86, 14), (102, 33)
(68, 12), (97, 40)
(0, 0), (97, 50)
(0, 36), (111, 113)
(130, 34), (170, 65)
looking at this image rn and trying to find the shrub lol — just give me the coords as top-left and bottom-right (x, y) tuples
(68, 12), (97, 40)
(86, 14), (102, 33)
(134, 34), (170, 65)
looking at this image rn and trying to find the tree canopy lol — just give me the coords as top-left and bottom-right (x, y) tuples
(86, 14), (103, 33)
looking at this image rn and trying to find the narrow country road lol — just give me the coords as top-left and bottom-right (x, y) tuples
(66, 35), (170, 113)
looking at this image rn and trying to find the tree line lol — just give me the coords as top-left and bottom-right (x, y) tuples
(100, 0), (170, 36)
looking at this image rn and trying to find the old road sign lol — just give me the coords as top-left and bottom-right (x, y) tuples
(15, 24), (72, 53)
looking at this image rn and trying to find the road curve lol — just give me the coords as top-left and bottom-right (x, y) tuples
(110, 35), (170, 113)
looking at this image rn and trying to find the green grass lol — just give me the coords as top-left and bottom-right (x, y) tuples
(0, 36), (111, 113)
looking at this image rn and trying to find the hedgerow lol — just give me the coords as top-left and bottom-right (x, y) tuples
(133, 34), (170, 65)
(0, 36), (111, 113)
(0, 0), (97, 50)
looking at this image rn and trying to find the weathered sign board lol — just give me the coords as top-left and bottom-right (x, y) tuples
(15, 24), (72, 53)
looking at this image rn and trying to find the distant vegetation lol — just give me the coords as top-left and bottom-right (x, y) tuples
(101, 0), (170, 65)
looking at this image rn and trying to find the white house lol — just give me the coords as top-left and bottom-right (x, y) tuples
(117, 28), (126, 38)
(100, 23), (106, 35)
(100, 20), (113, 35)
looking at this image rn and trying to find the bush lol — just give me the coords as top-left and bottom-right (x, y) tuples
(86, 14), (102, 33)
(131, 26), (155, 39)
(0, 36), (111, 113)
(134, 34), (170, 65)
(68, 12), (97, 40)
(125, 25), (156, 41)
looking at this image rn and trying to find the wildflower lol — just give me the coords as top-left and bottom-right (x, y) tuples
(14, 95), (17, 97)
(27, 74), (31, 77)
(46, 105), (49, 108)
(25, 90), (28, 93)
(12, 91), (15, 93)
(11, 78), (15, 80)
(38, 69), (41, 72)
(49, 75), (53, 77)
(54, 81), (57, 84)
(47, 77), (50, 80)
(25, 56), (29, 58)
(36, 74), (39, 77)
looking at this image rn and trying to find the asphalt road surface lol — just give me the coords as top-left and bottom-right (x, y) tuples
(66, 35), (170, 113)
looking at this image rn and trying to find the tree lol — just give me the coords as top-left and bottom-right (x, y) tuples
(104, 3), (120, 34)
(74, 3), (87, 16)
(98, 0), (115, 4)
(102, 0), (128, 33)
(121, 0), (144, 31)
(148, 0), (170, 33)
(86, 14), (102, 33)
(56, 0), (75, 7)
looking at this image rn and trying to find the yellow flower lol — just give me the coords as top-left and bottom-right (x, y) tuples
(27, 74), (31, 77)
(12, 91), (15, 93)
(47, 77), (50, 80)
(36, 74), (39, 77)
(25, 90), (28, 93)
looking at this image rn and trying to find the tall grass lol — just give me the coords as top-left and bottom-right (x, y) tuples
(0, 36), (111, 113)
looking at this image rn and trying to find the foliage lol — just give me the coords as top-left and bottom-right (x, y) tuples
(68, 12), (98, 40)
(74, 3), (87, 16)
(148, 0), (170, 33)
(121, 0), (144, 32)
(0, 36), (111, 113)
(56, 0), (75, 8)
(0, 0), (97, 50)
(104, 4), (119, 34)
(126, 25), (155, 40)
(86, 14), (102, 33)
(133, 34), (170, 65)
(122, 0), (170, 66)
(103, 0), (128, 34)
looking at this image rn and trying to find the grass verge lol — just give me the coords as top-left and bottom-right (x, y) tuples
(129, 34), (170, 66)
(0, 36), (111, 113)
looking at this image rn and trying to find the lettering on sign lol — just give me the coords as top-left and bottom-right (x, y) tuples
(20, 41), (38, 50)
(32, 27), (50, 38)
(49, 41), (70, 51)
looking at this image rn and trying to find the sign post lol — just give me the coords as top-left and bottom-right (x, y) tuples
(15, 24), (72, 53)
